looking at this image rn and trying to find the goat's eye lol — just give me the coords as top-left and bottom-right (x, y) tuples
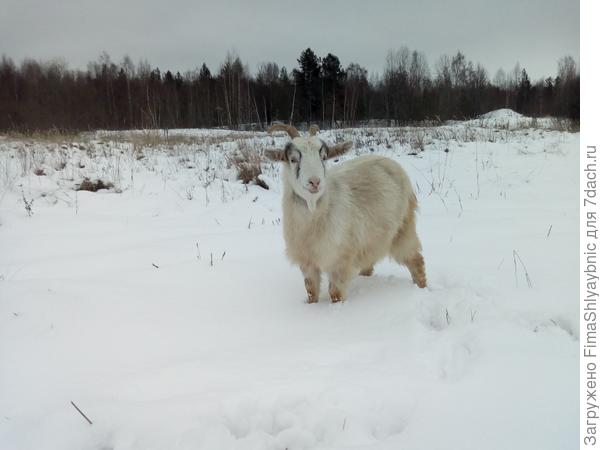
(290, 157), (298, 164)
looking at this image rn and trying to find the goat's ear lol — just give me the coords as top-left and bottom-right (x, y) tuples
(264, 148), (286, 162)
(327, 141), (352, 159)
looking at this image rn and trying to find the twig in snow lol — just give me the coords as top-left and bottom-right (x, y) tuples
(210, 252), (213, 267)
(445, 308), (451, 325)
(196, 242), (201, 260)
(70, 401), (93, 425)
(453, 187), (463, 215)
(436, 193), (448, 212)
(512, 250), (532, 288)
(470, 309), (477, 323)
(21, 189), (34, 217)
(152, 263), (159, 269)
(221, 251), (226, 260)
(546, 225), (553, 238)
(496, 257), (505, 270)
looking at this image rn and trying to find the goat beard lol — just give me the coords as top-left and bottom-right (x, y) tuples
(306, 196), (318, 213)
(294, 189), (320, 213)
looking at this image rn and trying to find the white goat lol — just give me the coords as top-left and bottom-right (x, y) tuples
(265, 124), (426, 303)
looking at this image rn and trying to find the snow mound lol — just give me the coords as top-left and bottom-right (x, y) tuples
(478, 108), (524, 120)
(461, 108), (545, 130)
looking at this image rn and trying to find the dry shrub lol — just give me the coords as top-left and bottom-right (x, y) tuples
(410, 131), (426, 152)
(226, 141), (269, 189)
(77, 178), (114, 192)
(388, 129), (408, 146)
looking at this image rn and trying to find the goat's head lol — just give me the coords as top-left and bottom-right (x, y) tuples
(265, 124), (352, 211)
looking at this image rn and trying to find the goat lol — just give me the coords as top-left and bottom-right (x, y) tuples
(265, 124), (426, 303)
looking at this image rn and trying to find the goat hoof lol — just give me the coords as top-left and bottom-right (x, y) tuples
(329, 288), (345, 303)
(306, 297), (318, 304)
(414, 277), (427, 288)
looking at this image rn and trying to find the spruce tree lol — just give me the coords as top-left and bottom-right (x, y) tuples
(295, 48), (322, 123)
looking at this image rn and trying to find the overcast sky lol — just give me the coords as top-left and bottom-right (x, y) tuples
(2, 0), (579, 80)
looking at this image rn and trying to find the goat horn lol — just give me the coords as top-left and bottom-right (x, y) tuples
(309, 124), (319, 136)
(267, 124), (300, 139)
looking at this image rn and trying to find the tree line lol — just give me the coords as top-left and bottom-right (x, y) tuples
(0, 48), (579, 131)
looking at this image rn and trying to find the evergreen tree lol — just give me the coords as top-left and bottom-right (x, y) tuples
(516, 68), (531, 113)
(321, 53), (344, 126)
(294, 48), (322, 123)
(200, 63), (211, 79)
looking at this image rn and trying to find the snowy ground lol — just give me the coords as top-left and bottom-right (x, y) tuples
(0, 114), (579, 450)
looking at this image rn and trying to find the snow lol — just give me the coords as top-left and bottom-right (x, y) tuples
(454, 108), (564, 131)
(0, 122), (579, 450)
(479, 108), (525, 120)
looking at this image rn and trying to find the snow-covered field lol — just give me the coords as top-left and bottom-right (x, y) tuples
(0, 112), (579, 450)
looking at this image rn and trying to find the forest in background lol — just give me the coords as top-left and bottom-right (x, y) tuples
(0, 48), (580, 131)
